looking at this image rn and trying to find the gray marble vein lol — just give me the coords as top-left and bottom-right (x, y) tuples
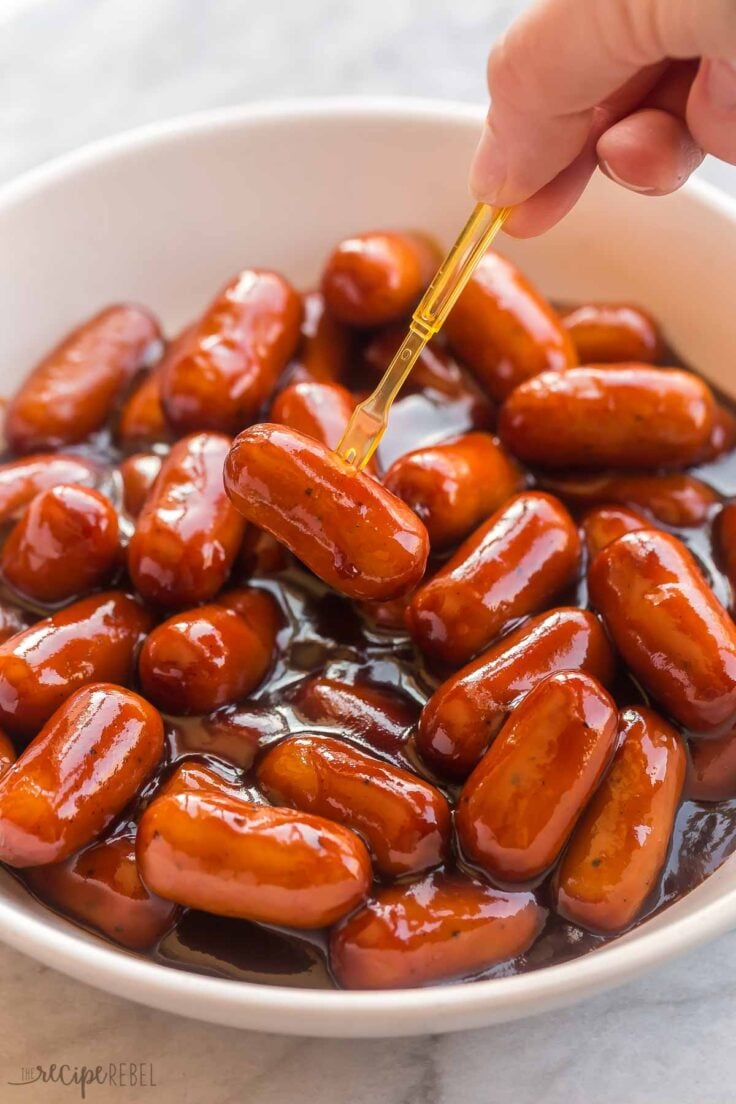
(1, 1), (736, 1102)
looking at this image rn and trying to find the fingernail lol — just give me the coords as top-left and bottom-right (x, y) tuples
(705, 58), (736, 112)
(599, 159), (658, 195)
(469, 120), (507, 203)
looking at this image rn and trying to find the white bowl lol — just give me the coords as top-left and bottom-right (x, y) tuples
(1, 98), (735, 1038)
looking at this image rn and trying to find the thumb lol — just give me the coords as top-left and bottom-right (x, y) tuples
(470, 0), (736, 208)
(687, 58), (736, 164)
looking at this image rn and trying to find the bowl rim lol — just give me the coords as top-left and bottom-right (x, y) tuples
(3, 94), (734, 218)
(2, 94), (736, 1034)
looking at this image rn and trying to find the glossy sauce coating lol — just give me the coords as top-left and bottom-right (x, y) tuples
(139, 592), (278, 715)
(580, 504), (651, 560)
(541, 471), (720, 528)
(417, 608), (614, 779)
(444, 252), (577, 401)
(329, 870), (545, 989)
(169, 706), (288, 770)
(224, 424), (429, 600)
(25, 832), (177, 951)
(118, 452), (163, 518)
(0, 730), (16, 777)
(559, 303), (664, 364)
(456, 671), (618, 881)
(357, 592), (415, 633)
(407, 491), (580, 666)
(0, 454), (100, 524)
(160, 759), (242, 800)
(293, 676), (417, 753)
(6, 305), (162, 453)
(383, 433), (523, 549)
(257, 735), (450, 876)
(716, 502), (736, 598)
(555, 707), (685, 932)
(219, 586), (283, 643)
(1, 485), (120, 603)
(137, 790), (372, 928)
(0, 591), (152, 738)
(0, 602), (28, 647)
(321, 231), (440, 327)
(0, 684), (163, 866)
(377, 388), (495, 474)
(128, 432), (246, 607)
(687, 728), (736, 802)
(697, 403), (736, 463)
(499, 366), (715, 470)
(117, 370), (171, 448)
(160, 270), (302, 434)
(590, 529), (736, 731)
(270, 380), (358, 452)
(288, 291), (353, 385)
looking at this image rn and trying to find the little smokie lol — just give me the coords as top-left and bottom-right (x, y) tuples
(499, 366), (715, 470)
(330, 870), (546, 989)
(0, 592), (152, 738)
(407, 491), (581, 666)
(224, 424), (429, 601)
(6, 304), (162, 453)
(321, 231), (440, 328)
(589, 529), (736, 732)
(128, 432), (246, 608)
(136, 790), (372, 929)
(456, 671), (618, 882)
(1, 485), (120, 603)
(558, 303), (664, 365)
(0, 684), (163, 867)
(139, 588), (280, 714)
(555, 708), (685, 933)
(383, 433), (523, 550)
(159, 270), (302, 435)
(444, 252), (577, 400)
(257, 735), (451, 877)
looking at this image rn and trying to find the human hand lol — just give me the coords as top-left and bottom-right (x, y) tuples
(470, 0), (736, 236)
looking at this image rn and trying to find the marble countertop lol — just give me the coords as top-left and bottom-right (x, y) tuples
(2, 2), (736, 1101)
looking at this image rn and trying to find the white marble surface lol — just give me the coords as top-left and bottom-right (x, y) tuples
(2, 2), (736, 1102)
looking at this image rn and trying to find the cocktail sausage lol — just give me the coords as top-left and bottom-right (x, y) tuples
(128, 432), (246, 607)
(456, 671), (617, 881)
(590, 529), (736, 731)
(224, 424), (429, 600)
(330, 870), (545, 989)
(7, 305), (162, 452)
(499, 366), (714, 470)
(408, 492), (580, 666)
(0, 684), (163, 866)
(160, 270), (302, 434)
(137, 791), (371, 928)
(555, 707), (685, 932)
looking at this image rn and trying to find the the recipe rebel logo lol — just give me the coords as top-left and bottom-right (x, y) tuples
(7, 1062), (157, 1098)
